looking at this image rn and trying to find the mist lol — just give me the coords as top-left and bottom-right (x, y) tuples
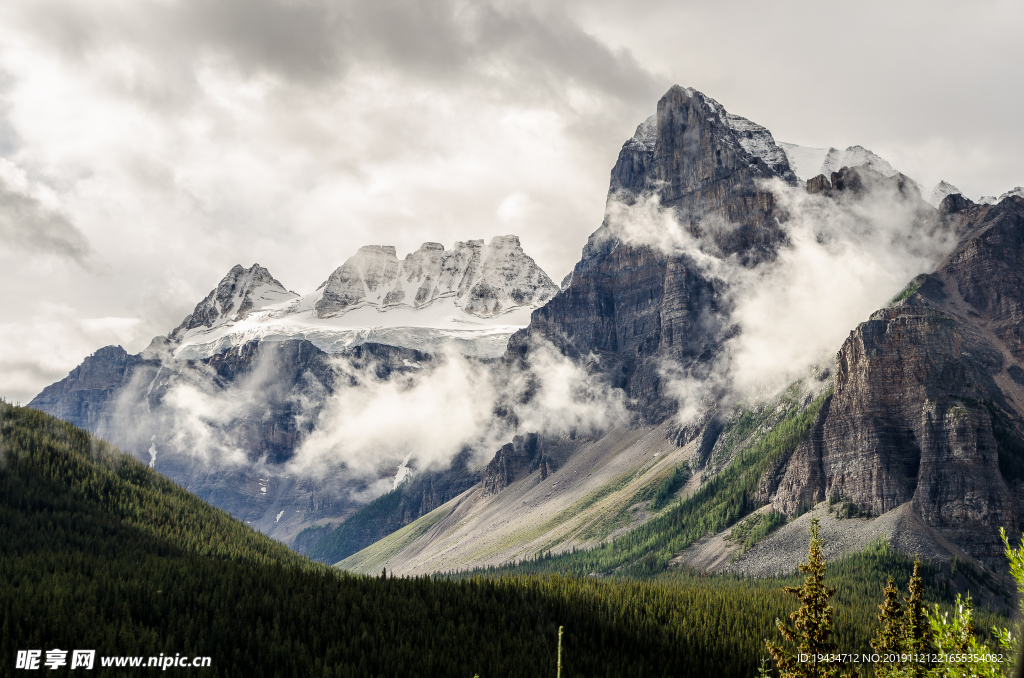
(107, 333), (627, 503)
(601, 168), (957, 419)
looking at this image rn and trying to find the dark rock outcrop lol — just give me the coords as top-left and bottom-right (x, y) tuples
(482, 433), (544, 496)
(770, 197), (1024, 565)
(29, 345), (141, 435)
(510, 85), (796, 423)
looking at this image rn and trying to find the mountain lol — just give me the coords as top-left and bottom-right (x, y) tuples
(172, 235), (558, 360)
(820, 145), (896, 178)
(779, 142), (898, 182)
(511, 85), (797, 424)
(28, 82), (1024, 580)
(927, 180), (962, 207)
(28, 235), (558, 547)
(981, 186), (1024, 205)
(338, 86), (1024, 577)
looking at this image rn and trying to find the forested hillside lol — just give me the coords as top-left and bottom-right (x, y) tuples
(0, 402), (1008, 677)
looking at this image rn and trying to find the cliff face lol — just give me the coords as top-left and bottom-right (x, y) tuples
(769, 196), (1024, 564)
(29, 345), (142, 436)
(510, 85), (795, 422)
(314, 235), (558, 318)
(482, 433), (553, 496)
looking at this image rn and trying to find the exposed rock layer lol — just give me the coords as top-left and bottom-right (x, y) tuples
(770, 196), (1024, 565)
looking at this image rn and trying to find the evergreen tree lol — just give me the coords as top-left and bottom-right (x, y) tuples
(765, 518), (845, 678)
(871, 578), (904, 677)
(902, 558), (933, 677)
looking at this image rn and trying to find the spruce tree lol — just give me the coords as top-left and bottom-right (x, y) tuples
(870, 578), (904, 678)
(902, 558), (933, 677)
(765, 517), (844, 678)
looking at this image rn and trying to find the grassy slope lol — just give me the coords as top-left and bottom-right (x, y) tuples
(372, 388), (830, 580)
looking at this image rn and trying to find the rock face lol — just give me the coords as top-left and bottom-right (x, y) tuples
(314, 236), (558, 318)
(482, 433), (555, 496)
(171, 264), (296, 337)
(769, 196), (1024, 565)
(511, 85), (796, 422)
(29, 345), (142, 436)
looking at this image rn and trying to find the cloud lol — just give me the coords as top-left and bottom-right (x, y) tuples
(112, 333), (625, 506)
(0, 160), (90, 261)
(725, 175), (954, 395)
(286, 348), (498, 479)
(0, 304), (142, 404)
(287, 339), (627, 488)
(600, 169), (956, 420)
(13, 0), (659, 105)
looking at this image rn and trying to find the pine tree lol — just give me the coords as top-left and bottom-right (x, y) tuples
(902, 558), (933, 677)
(765, 517), (844, 678)
(870, 578), (904, 678)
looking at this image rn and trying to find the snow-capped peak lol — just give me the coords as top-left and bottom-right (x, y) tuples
(171, 264), (296, 339)
(926, 180), (962, 208)
(779, 143), (899, 183)
(778, 143), (830, 182)
(312, 235), (558, 319)
(980, 187), (1024, 205)
(168, 236), (559, 362)
(820, 145), (896, 179)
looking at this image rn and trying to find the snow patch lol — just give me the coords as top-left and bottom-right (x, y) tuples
(926, 180), (962, 208)
(778, 142), (830, 182)
(820, 145), (897, 178)
(393, 453), (414, 489)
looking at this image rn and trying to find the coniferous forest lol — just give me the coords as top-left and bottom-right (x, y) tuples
(0, 402), (1014, 677)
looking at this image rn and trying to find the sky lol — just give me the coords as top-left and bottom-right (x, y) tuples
(0, 0), (1022, 404)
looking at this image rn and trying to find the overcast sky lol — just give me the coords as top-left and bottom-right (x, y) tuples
(1, 0), (1022, 404)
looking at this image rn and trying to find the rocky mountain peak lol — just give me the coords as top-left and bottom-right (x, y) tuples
(172, 263), (295, 338)
(927, 180), (962, 208)
(820, 145), (896, 179)
(980, 187), (1024, 205)
(313, 235), (558, 319)
(609, 85), (796, 207)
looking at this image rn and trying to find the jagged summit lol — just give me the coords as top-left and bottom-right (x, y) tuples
(622, 115), (656, 153)
(820, 145), (895, 178)
(927, 180), (962, 208)
(165, 236), (558, 360)
(170, 264), (296, 340)
(779, 143), (898, 183)
(608, 85), (797, 206)
(313, 235), (557, 319)
(980, 186), (1024, 205)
